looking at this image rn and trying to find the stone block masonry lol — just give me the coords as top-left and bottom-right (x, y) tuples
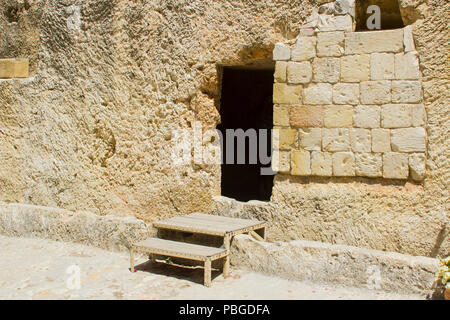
(272, 28), (426, 181)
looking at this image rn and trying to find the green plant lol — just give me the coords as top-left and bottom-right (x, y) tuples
(436, 256), (450, 289)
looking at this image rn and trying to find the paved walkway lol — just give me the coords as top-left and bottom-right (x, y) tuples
(0, 235), (424, 300)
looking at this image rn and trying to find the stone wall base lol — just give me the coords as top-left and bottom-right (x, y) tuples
(231, 234), (440, 295)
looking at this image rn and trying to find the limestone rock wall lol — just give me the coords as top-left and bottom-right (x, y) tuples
(0, 0), (448, 258)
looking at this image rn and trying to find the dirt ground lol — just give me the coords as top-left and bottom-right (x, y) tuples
(0, 235), (425, 300)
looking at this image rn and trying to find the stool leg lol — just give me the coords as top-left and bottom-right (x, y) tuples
(130, 247), (135, 273)
(223, 233), (231, 278)
(204, 259), (212, 287)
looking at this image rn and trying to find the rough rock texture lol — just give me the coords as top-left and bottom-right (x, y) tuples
(231, 234), (439, 295)
(0, 202), (151, 251)
(0, 0), (448, 259)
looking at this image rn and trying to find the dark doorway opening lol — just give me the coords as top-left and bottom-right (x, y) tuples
(355, 0), (404, 31)
(217, 66), (274, 202)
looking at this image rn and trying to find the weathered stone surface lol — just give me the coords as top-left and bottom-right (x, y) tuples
(303, 83), (333, 104)
(391, 81), (422, 103)
(341, 54), (370, 82)
(273, 43), (291, 61)
(395, 52), (420, 80)
(0, 203), (151, 252)
(391, 128), (426, 153)
(360, 81), (391, 104)
(291, 150), (311, 176)
(273, 105), (289, 126)
(317, 14), (353, 32)
(403, 25), (416, 52)
(332, 152), (355, 176)
(323, 128), (350, 151)
(317, 31), (345, 57)
(276, 128), (297, 150)
(409, 153), (426, 181)
(353, 105), (380, 128)
(344, 29), (404, 54)
(311, 151), (332, 176)
(298, 128), (322, 151)
(0, 58), (29, 78)
(324, 105), (353, 127)
(274, 61), (287, 83)
(372, 129), (391, 153)
(272, 150), (291, 174)
(312, 57), (340, 83)
(291, 36), (317, 61)
(289, 105), (324, 127)
(381, 104), (412, 128)
(273, 83), (303, 104)
(355, 153), (382, 177)
(412, 104), (426, 127)
(231, 234), (439, 294)
(333, 83), (359, 105)
(350, 128), (371, 152)
(371, 53), (395, 80)
(287, 61), (312, 84)
(383, 153), (409, 179)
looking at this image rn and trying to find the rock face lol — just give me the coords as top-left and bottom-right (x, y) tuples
(0, 0), (448, 259)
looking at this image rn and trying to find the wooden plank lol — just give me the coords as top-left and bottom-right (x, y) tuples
(204, 259), (212, 287)
(133, 238), (227, 261)
(223, 233), (231, 278)
(249, 230), (264, 241)
(129, 247), (135, 272)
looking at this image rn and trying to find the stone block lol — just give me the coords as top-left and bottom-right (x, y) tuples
(355, 153), (382, 177)
(274, 61), (287, 83)
(287, 61), (312, 84)
(0, 58), (29, 78)
(360, 81), (391, 104)
(412, 104), (426, 127)
(350, 128), (371, 152)
(298, 128), (322, 151)
(291, 36), (317, 61)
(272, 150), (291, 174)
(403, 26), (416, 52)
(333, 83), (359, 105)
(324, 105), (353, 127)
(289, 105), (324, 127)
(340, 54), (370, 82)
(370, 53), (395, 80)
(291, 150), (311, 176)
(353, 105), (380, 128)
(273, 43), (291, 61)
(381, 104), (412, 128)
(409, 153), (426, 181)
(391, 81), (422, 103)
(332, 152), (355, 176)
(344, 29), (404, 54)
(317, 14), (353, 32)
(383, 152), (409, 179)
(273, 105), (290, 126)
(372, 128), (391, 152)
(277, 128), (297, 150)
(317, 31), (345, 57)
(273, 83), (303, 104)
(322, 128), (350, 151)
(312, 57), (340, 83)
(395, 52), (420, 80)
(303, 83), (333, 105)
(311, 151), (332, 176)
(391, 128), (426, 153)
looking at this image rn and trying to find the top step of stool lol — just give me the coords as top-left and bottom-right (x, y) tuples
(153, 212), (266, 237)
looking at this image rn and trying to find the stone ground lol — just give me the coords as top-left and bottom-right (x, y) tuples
(0, 235), (425, 300)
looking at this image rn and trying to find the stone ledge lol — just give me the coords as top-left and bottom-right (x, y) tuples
(0, 202), (151, 252)
(230, 234), (439, 295)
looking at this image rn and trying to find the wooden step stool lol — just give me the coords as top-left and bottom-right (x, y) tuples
(130, 213), (266, 287)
